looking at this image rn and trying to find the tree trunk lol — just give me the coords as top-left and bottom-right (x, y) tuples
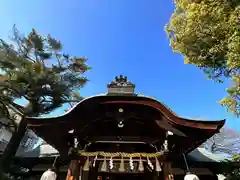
(0, 117), (27, 173)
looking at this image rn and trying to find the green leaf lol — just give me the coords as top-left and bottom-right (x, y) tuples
(166, 0), (240, 116)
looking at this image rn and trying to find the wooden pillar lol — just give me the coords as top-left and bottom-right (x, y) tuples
(81, 170), (89, 180)
(153, 172), (158, 180)
(88, 161), (100, 180)
(81, 160), (90, 180)
(153, 172), (164, 180)
(66, 160), (80, 180)
(163, 162), (174, 180)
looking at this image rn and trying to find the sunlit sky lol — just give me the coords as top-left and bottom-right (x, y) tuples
(0, 0), (239, 131)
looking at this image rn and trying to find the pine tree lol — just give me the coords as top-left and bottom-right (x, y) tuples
(0, 25), (91, 173)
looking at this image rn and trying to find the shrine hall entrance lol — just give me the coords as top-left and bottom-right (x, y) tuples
(26, 76), (225, 180)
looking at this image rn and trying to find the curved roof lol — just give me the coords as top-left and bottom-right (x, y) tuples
(26, 94), (225, 156)
(17, 144), (59, 158)
(188, 147), (230, 162)
(27, 94), (225, 129)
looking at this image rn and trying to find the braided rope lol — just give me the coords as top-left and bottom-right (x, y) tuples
(78, 151), (164, 157)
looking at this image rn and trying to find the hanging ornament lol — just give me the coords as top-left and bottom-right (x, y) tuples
(147, 157), (154, 170)
(119, 156), (125, 172)
(184, 172), (199, 180)
(182, 153), (200, 180)
(83, 156), (90, 171)
(52, 156), (58, 167)
(155, 157), (162, 172)
(101, 157), (107, 172)
(129, 157), (134, 171)
(163, 140), (168, 151)
(138, 157), (144, 172)
(93, 155), (98, 167)
(109, 157), (113, 170)
(40, 169), (57, 180)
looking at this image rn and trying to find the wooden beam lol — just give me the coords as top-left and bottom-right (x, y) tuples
(163, 162), (174, 180)
(87, 136), (160, 143)
(155, 120), (186, 137)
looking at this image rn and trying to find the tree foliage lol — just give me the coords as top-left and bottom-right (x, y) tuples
(166, 0), (240, 116)
(0, 26), (91, 173)
(0, 25), (90, 117)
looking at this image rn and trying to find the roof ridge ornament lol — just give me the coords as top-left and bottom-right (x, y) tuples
(107, 75), (135, 95)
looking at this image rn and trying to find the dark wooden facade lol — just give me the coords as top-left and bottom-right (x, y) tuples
(25, 75), (225, 180)
(9, 151), (225, 180)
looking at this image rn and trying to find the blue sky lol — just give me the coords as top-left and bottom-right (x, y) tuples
(0, 0), (239, 130)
